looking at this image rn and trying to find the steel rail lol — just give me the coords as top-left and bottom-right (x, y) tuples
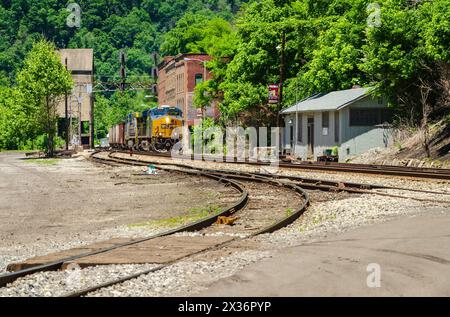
(109, 151), (450, 203)
(119, 149), (450, 180)
(64, 150), (447, 296)
(63, 154), (310, 297)
(0, 152), (249, 288)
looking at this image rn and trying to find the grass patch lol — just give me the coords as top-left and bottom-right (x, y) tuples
(129, 205), (221, 229)
(24, 158), (59, 165)
(285, 208), (293, 217)
(0, 149), (37, 153)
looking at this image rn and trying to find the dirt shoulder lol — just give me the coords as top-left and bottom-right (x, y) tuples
(0, 152), (236, 271)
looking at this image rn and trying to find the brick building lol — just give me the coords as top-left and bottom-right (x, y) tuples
(157, 53), (219, 126)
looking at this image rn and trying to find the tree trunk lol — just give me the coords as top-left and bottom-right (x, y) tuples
(419, 80), (432, 158)
(422, 118), (431, 158)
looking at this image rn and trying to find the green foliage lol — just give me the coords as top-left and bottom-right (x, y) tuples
(0, 1), (246, 149)
(33, 134), (65, 152)
(161, 12), (235, 56)
(360, 0), (450, 122)
(191, 117), (224, 154)
(2, 0), (450, 151)
(94, 90), (157, 140)
(129, 204), (221, 228)
(16, 39), (73, 155)
(0, 86), (33, 150)
(24, 158), (60, 165)
(0, 1), (245, 80)
(209, 0), (450, 126)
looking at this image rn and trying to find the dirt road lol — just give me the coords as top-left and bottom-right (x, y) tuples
(0, 152), (234, 265)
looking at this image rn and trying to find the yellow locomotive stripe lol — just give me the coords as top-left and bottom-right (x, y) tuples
(151, 116), (182, 139)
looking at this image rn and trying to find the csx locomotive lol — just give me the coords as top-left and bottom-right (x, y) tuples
(109, 106), (183, 151)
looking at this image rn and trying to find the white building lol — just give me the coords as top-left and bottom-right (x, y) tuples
(282, 87), (392, 162)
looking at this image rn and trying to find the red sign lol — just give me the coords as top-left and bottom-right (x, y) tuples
(268, 84), (279, 104)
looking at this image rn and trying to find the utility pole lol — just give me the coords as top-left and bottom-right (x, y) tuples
(77, 88), (82, 148)
(119, 50), (126, 92)
(277, 30), (285, 128)
(151, 51), (158, 102)
(89, 81), (94, 149)
(65, 57), (69, 150)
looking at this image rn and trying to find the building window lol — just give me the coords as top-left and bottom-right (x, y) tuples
(195, 73), (203, 86)
(349, 108), (392, 126)
(334, 111), (339, 143)
(81, 121), (90, 134)
(322, 112), (329, 128)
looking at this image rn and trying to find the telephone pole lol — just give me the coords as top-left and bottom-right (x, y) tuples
(119, 50), (126, 92)
(65, 57), (69, 150)
(151, 51), (158, 100)
(277, 30), (285, 128)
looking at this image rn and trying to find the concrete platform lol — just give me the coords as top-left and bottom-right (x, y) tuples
(198, 209), (450, 296)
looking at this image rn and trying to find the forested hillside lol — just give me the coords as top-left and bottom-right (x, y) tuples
(0, 0), (449, 153)
(0, 0), (245, 81)
(0, 0), (246, 148)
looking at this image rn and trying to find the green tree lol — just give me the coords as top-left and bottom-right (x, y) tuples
(17, 39), (73, 156)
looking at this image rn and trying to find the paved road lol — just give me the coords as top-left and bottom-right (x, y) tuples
(198, 208), (450, 296)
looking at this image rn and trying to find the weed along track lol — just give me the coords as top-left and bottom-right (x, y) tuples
(0, 151), (310, 297)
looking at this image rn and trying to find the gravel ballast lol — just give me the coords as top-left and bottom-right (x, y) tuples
(0, 151), (448, 297)
(0, 264), (159, 297)
(86, 250), (272, 297)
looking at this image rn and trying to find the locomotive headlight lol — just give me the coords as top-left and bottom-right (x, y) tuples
(165, 117), (170, 124)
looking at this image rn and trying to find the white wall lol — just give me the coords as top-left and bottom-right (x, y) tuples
(284, 113), (308, 160)
(311, 111), (340, 160)
(283, 95), (393, 161)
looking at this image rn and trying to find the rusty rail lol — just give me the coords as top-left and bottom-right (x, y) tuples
(120, 149), (450, 180)
(62, 152), (310, 297)
(0, 151), (249, 288)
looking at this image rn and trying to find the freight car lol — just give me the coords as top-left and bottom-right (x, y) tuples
(108, 106), (183, 152)
(108, 123), (125, 148)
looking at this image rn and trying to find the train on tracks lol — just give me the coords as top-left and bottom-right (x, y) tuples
(109, 105), (183, 152)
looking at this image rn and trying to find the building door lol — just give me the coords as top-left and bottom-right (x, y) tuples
(289, 125), (294, 152)
(307, 117), (314, 158)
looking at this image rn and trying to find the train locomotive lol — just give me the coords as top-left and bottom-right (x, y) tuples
(109, 106), (183, 152)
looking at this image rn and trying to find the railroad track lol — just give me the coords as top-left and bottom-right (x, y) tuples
(0, 156), (249, 288)
(119, 149), (450, 180)
(2, 150), (447, 297)
(109, 151), (450, 204)
(0, 151), (310, 297)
